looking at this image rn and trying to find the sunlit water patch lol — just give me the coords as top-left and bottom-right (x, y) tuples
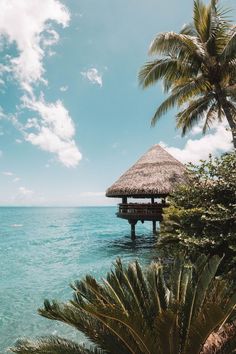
(0, 207), (160, 352)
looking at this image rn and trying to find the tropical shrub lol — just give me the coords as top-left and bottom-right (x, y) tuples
(11, 255), (236, 354)
(159, 152), (236, 273)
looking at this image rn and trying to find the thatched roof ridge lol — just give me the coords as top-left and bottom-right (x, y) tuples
(106, 144), (187, 198)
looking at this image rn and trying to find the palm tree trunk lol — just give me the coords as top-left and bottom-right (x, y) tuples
(216, 87), (236, 150)
(221, 100), (236, 150)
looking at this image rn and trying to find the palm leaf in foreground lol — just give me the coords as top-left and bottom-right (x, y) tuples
(11, 255), (236, 354)
(11, 336), (102, 354)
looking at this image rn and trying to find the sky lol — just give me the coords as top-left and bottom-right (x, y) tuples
(0, 0), (234, 206)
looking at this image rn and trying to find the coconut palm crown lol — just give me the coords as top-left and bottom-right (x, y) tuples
(139, 0), (236, 148)
(11, 255), (236, 354)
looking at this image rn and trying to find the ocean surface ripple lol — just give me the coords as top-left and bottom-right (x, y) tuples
(0, 207), (159, 353)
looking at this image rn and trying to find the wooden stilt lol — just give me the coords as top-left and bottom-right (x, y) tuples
(131, 223), (136, 240)
(129, 221), (137, 240)
(152, 220), (157, 234)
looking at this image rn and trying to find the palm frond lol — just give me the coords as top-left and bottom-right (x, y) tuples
(147, 262), (169, 313)
(225, 101), (236, 124)
(40, 300), (127, 353)
(180, 23), (197, 36)
(225, 85), (236, 105)
(11, 336), (101, 354)
(176, 94), (215, 135)
(138, 59), (163, 88)
(192, 255), (223, 319)
(193, 0), (211, 42)
(11, 256), (236, 354)
(139, 58), (185, 89)
(221, 28), (236, 60)
(148, 32), (204, 59)
(151, 77), (210, 126)
(203, 103), (222, 133)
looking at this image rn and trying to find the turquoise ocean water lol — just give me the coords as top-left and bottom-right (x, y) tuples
(0, 207), (159, 353)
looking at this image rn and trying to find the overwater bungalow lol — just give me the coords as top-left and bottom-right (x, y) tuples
(106, 144), (187, 239)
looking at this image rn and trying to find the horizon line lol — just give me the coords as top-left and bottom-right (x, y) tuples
(0, 205), (117, 208)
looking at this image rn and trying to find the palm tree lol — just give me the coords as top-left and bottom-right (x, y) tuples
(139, 0), (236, 149)
(11, 255), (236, 354)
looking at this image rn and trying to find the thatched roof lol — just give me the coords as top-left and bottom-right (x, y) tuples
(106, 144), (187, 198)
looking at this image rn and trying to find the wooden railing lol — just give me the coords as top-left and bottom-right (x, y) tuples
(117, 203), (166, 220)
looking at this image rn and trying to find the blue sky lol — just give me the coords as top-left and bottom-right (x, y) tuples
(0, 0), (234, 206)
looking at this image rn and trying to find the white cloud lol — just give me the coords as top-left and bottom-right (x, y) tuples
(24, 117), (40, 130)
(0, 63), (11, 73)
(27, 127), (81, 167)
(2, 171), (13, 176)
(2, 171), (21, 183)
(13, 177), (20, 183)
(60, 85), (68, 92)
(189, 125), (203, 136)
(18, 186), (34, 196)
(22, 95), (82, 167)
(15, 139), (22, 144)
(0, 64), (11, 88)
(0, 106), (6, 119)
(48, 49), (56, 57)
(0, 0), (70, 92)
(42, 29), (59, 47)
(0, 1), (83, 167)
(23, 96), (75, 139)
(160, 122), (233, 164)
(9, 186), (47, 205)
(81, 68), (103, 87)
(13, 186), (35, 203)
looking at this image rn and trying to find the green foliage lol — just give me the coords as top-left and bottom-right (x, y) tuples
(11, 337), (102, 354)
(11, 256), (236, 354)
(139, 0), (236, 147)
(159, 152), (236, 272)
